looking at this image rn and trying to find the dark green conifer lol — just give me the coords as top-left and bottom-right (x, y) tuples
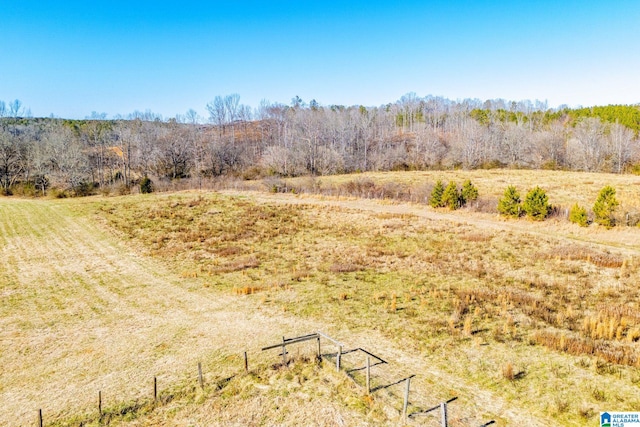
(497, 185), (521, 218)
(430, 180), (445, 208)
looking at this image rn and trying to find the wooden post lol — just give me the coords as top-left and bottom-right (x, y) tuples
(282, 339), (287, 366)
(98, 390), (102, 416)
(38, 409), (43, 427)
(198, 362), (204, 389)
(366, 356), (371, 394)
(317, 336), (321, 361)
(244, 351), (248, 372)
(402, 376), (411, 421)
(440, 401), (448, 427)
(336, 345), (342, 371)
(154, 377), (157, 402)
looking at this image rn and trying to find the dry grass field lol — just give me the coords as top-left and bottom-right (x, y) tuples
(0, 197), (372, 426)
(278, 169), (640, 210)
(2, 169), (640, 426)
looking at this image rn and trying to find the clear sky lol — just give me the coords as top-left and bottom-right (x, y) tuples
(2, 1), (639, 119)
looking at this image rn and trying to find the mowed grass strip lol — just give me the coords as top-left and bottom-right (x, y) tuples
(0, 197), (328, 426)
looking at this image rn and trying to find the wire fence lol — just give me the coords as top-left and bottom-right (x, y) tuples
(260, 331), (496, 426)
(34, 330), (495, 426)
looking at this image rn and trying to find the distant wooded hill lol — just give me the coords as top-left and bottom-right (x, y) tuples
(469, 104), (640, 133)
(1, 95), (639, 196)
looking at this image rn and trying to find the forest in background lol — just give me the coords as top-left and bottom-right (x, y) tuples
(0, 94), (639, 196)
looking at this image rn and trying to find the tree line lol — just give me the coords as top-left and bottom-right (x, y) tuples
(0, 94), (639, 196)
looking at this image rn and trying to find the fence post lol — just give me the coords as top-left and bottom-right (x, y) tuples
(336, 345), (342, 371)
(38, 409), (43, 427)
(282, 337), (287, 366)
(366, 356), (371, 394)
(98, 390), (102, 416)
(198, 362), (204, 389)
(154, 376), (157, 402)
(402, 377), (411, 421)
(244, 351), (249, 372)
(317, 336), (321, 361)
(441, 401), (448, 427)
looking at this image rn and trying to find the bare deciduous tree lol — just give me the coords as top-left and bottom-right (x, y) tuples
(608, 123), (634, 173)
(0, 130), (26, 194)
(569, 118), (606, 171)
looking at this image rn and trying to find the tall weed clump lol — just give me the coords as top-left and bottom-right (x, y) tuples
(497, 185), (521, 218)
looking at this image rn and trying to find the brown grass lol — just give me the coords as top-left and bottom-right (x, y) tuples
(532, 330), (640, 366)
(328, 262), (364, 273)
(541, 245), (625, 268)
(460, 232), (493, 242)
(8, 169), (640, 425)
(233, 285), (264, 295)
(502, 362), (515, 381)
(279, 169), (640, 211)
(212, 256), (260, 273)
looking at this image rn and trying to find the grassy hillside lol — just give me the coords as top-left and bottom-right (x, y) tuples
(3, 169), (640, 425)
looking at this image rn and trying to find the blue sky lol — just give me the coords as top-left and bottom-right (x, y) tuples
(2, 1), (639, 119)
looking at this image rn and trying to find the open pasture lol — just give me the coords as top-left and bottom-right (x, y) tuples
(2, 169), (640, 425)
(278, 169), (640, 212)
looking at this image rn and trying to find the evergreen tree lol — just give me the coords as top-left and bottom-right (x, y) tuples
(593, 185), (619, 227)
(569, 203), (588, 227)
(430, 180), (445, 208)
(442, 181), (460, 210)
(140, 176), (154, 194)
(460, 179), (479, 206)
(522, 186), (551, 220)
(497, 185), (521, 217)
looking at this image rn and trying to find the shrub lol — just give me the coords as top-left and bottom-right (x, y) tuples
(441, 181), (460, 210)
(569, 203), (589, 227)
(522, 186), (551, 221)
(593, 185), (618, 228)
(11, 182), (37, 197)
(73, 181), (95, 197)
(140, 176), (154, 194)
(117, 184), (131, 195)
(242, 165), (265, 180)
(51, 188), (68, 198)
(460, 180), (479, 206)
(541, 160), (561, 170)
(430, 180), (445, 208)
(497, 185), (521, 217)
